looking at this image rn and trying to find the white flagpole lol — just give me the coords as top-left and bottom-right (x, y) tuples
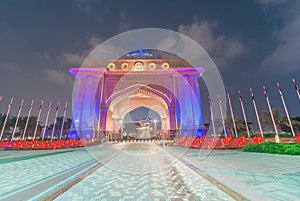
(51, 101), (60, 141)
(263, 86), (279, 141)
(22, 100), (34, 140)
(292, 79), (300, 100)
(227, 93), (238, 138)
(42, 101), (52, 141)
(208, 96), (216, 136)
(0, 97), (13, 141)
(11, 99), (24, 141)
(277, 82), (295, 137)
(33, 100), (43, 141)
(218, 95), (227, 137)
(238, 90), (250, 138)
(250, 88), (264, 137)
(60, 101), (68, 140)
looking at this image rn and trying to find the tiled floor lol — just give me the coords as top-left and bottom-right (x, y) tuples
(56, 143), (234, 201)
(2, 142), (298, 200)
(166, 147), (300, 201)
(0, 145), (116, 200)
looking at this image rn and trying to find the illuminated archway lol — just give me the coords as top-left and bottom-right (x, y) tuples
(105, 88), (170, 137)
(70, 58), (205, 140)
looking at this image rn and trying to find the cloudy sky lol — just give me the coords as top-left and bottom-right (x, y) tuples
(0, 0), (300, 126)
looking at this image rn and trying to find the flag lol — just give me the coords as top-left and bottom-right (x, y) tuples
(238, 90), (242, 101)
(64, 101), (68, 111)
(227, 93), (231, 104)
(39, 100), (43, 110)
(30, 100), (34, 109)
(277, 82), (283, 96)
(48, 101), (51, 111)
(293, 79), (299, 91)
(56, 101), (60, 112)
(8, 97), (14, 108)
(250, 88), (255, 100)
(263, 86), (268, 97)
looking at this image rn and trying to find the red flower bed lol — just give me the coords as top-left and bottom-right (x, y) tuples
(0, 139), (89, 150)
(173, 135), (299, 149)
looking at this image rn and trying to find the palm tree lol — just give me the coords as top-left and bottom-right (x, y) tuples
(22, 116), (43, 140)
(17, 116), (27, 136)
(225, 116), (252, 136)
(0, 114), (5, 130)
(260, 108), (292, 133)
(0, 115), (16, 140)
(48, 117), (72, 139)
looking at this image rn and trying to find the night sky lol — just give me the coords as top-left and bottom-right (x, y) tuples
(0, 0), (300, 128)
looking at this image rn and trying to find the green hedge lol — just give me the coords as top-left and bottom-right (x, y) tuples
(243, 142), (300, 155)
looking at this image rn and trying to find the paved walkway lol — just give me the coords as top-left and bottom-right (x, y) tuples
(0, 145), (117, 200)
(1, 142), (299, 200)
(166, 147), (300, 201)
(55, 143), (234, 201)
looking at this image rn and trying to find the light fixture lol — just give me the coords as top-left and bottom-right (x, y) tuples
(135, 61), (144, 70)
(148, 62), (156, 70)
(121, 63), (129, 71)
(107, 63), (115, 70)
(161, 62), (169, 70)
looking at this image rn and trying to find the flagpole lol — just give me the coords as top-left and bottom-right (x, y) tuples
(277, 82), (295, 137)
(218, 95), (227, 137)
(60, 101), (68, 140)
(292, 79), (300, 100)
(42, 101), (52, 141)
(227, 93), (238, 138)
(11, 99), (24, 141)
(250, 88), (264, 137)
(0, 97), (13, 141)
(263, 86), (279, 142)
(238, 90), (250, 138)
(33, 100), (43, 141)
(208, 96), (216, 136)
(22, 100), (34, 140)
(51, 101), (60, 142)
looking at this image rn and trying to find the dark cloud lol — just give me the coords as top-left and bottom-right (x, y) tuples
(0, 0), (299, 127)
(261, 1), (300, 73)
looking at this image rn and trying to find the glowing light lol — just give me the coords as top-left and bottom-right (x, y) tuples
(121, 63), (129, 71)
(0, 139), (87, 150)
(107, 63), (116, 70)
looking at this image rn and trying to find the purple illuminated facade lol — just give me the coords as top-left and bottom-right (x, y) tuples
(69, 58), (205, 140)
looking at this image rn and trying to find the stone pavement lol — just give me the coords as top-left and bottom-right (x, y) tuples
(0, 145), (117, 200)
(2, 142), (298, 200)
(165, 147), (300, 201)
(55, 143), (234, 201)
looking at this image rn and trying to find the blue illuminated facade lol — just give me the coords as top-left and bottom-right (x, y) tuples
(69, 58), (205, 140)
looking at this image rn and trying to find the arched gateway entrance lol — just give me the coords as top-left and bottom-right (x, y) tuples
(69, 55), (205, 141)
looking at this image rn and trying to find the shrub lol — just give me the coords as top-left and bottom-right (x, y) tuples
(243, 142), (300, 155)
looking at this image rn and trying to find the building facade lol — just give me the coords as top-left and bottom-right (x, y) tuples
(70, 55), (205, 140)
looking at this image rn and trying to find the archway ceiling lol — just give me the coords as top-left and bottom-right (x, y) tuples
(112, 96), (168, 120)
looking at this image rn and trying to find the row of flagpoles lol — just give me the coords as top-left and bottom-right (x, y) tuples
(210, 79), (300, 139)
(0, 97), (68, 142)
(0, 79), (300, 142)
